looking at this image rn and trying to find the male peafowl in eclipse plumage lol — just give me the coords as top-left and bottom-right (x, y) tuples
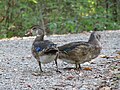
(57, 30), (102, 70)
(28, 25), (58, 72)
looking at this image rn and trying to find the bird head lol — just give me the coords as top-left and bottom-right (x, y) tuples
(93, 31), (101, 41)
(88, 31), (101, 43)
(25, 25), (45, 37)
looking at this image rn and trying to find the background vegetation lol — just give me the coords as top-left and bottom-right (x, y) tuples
(0, 0), (120, 38)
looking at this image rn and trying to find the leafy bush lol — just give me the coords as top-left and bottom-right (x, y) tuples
(0, 0), (120, 38)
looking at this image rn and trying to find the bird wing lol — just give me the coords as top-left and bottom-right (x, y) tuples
(32, 40), (57, 54)
(58, 41), (89, 53)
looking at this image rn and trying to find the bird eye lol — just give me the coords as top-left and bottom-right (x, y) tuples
(32, 27), (37, 30)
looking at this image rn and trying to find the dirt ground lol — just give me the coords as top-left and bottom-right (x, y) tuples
(0, 30), (120, 90)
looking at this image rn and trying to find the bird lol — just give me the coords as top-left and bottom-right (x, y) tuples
(57, 30), (102, 70)
(28, 25), (59, 72)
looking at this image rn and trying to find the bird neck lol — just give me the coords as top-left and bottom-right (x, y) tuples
(34, 35), (44, 41)
(88, 39), (99, 45)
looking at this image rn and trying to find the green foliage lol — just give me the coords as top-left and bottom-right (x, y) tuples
(0, 0), (120, 38)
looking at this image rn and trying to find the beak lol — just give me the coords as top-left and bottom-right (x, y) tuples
(25, 30), (32, 36)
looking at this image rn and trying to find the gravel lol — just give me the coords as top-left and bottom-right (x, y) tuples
(0, 30), (120, 90)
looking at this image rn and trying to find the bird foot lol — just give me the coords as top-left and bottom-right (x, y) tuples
(55, 70), (62, 73)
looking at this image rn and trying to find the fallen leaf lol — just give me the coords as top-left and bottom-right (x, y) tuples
(83, 67), (92, 71)
(115, 55), (120, 59)
(32, 72), (40, 76)
(103, 54), (120, 59)
(116, 74), (120, 79)
(100, 55), (110, 59)
(111, 66), (118, 69)
(117, 51), (120, 55)
(66, 76), (74, 80)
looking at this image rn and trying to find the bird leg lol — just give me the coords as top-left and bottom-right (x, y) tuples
(75, 63), (78, 69)
(54, 53), (58, 70)
(75, 62), (79, 70)
(75, 62), (82, 70)
(54, 52), (61, 73)
(78, 64), (82, 70)
(54, 57), (58, 70)
(37, 58), (43, 72)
